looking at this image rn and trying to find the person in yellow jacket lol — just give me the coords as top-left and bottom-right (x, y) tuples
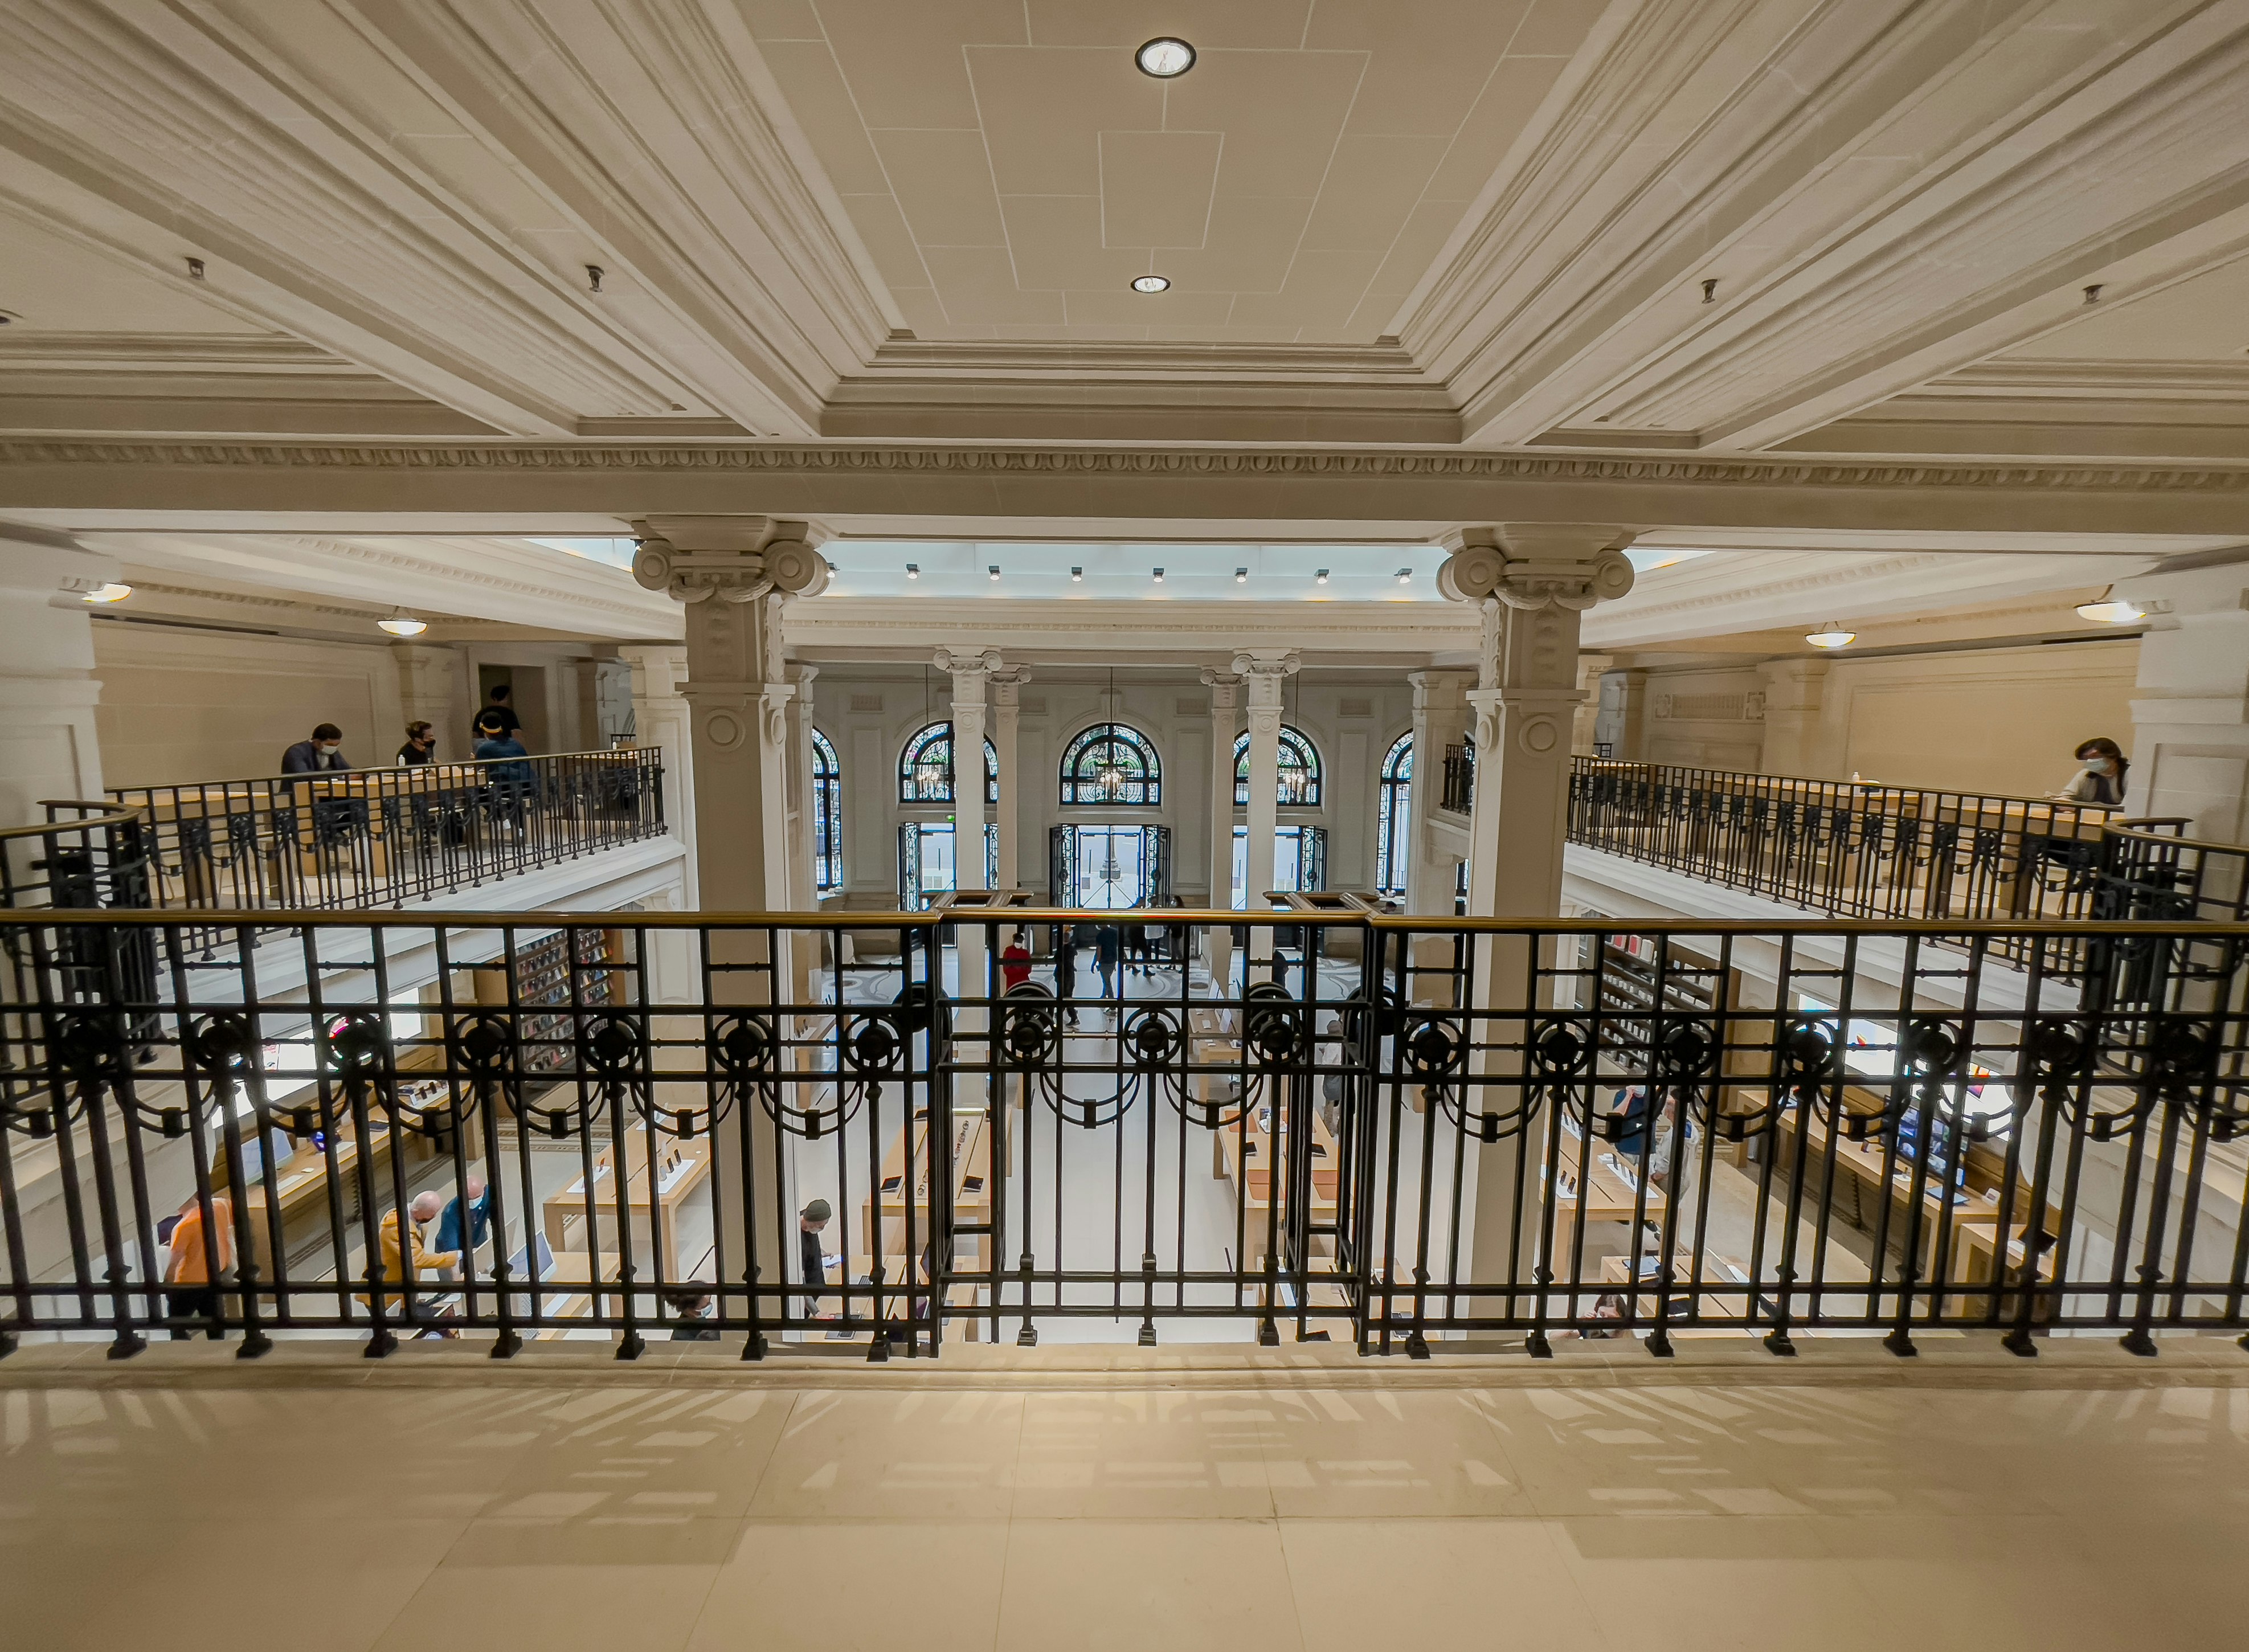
(359, 1191), (461, 1330)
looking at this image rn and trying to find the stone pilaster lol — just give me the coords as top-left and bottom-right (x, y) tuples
(1571, 653), (1612, 757)
(1200, 669), (1242, 988)
(1405, 669), (1474, 918)
(390, 643), (466, 763)
(2120, 555), (2249, 841)
(0, 525), (115, 835)
(616, 643), (696, 907)
(1756, 657), (1831, 777)
(1232, 649), (1299, 974)
(989, 665), (1032, 892)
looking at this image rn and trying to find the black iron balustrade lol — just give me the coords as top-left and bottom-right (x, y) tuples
(96, 748), (665, 915)
(1, 907), (2243, 1361)
(1566, 758), (2249, 943)
(1440, 743), (1474, 816)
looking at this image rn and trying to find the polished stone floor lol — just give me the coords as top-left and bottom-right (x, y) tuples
(3, 1339), (2244, 1651)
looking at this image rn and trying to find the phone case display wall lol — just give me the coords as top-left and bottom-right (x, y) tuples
(473, 927), (626, 1077)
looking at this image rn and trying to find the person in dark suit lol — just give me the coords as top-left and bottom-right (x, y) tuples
(1094, 923), (1123, 1003)
(280, 723), (350, 778)
(799, 1197), (836, 1321)
(1051, 923), (1079, 1027)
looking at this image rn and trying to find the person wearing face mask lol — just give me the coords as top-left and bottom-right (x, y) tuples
(2051, 737), (2129, 807)
(281, 722), (352, 777)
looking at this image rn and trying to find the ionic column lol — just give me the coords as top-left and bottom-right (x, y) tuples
(1200, 668), (1242, 989)
(1232, 649), (1299, 977)
(0, 526), (113, 833)
(1405, 669), (1473, 919)
(1446, 529), (1637, 922)
(989, 665), (1032, 891)
(1440, 526), (1638, 1321)
(632, 517), (829, 1335)
(616, 643), (697, 906)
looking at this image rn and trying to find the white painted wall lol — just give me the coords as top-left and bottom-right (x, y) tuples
(91, 621), (408, 787)
(1617, 638), (2140, 798)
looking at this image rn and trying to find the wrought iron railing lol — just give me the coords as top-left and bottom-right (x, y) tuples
(1564, 757), (2249, 930)
(1440, 743), (1474, 816)
(93, 749), (665, 914)
(2, 907), (2243, 1360)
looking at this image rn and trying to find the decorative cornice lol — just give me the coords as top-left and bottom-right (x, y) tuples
(8, 439), (2249, 492)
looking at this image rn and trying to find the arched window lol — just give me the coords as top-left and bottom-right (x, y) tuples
(811, 729), (843, 892)
(1376, 730), (1412, 895)
(1058, 722), (1162, 806)
(898, 721), (998, 804)
(1232, 725), (1322, 807)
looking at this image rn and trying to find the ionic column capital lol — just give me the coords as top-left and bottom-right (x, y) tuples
(987, 664), (1032, 708)
(1436, 524), (1638, 612)
(631, 516), (831, 604)
(1230, 649), (1299, 708)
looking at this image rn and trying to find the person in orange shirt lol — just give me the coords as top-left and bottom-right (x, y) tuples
(163, 1192), (234, 1340)
(359, 1191), (461, 1332)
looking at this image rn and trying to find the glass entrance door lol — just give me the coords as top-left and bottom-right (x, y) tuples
(1072, 824), (1147, 909)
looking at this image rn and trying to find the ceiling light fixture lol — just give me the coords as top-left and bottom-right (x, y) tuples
(1135, 36), (1195, 77)
(2075, 587), (2145, 624)
(988, 565), (1001, 581)
(1234, 567), (1248, 583)
(905, 562), (919, 579)
(1396, 567), (1413, 584)
(378, 610), (428, 637)
(1152, 567), (1165, 583)
(1070, 566), (1083, 582)
(1315, 568), (1330, 585)
(1804, 620), (1856, 650)
(1130, 275), (1170, 293)
(80, 582), (132, 604)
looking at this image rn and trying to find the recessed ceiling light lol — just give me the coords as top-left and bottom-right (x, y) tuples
(1805, 621), (1856, 649)
(2075, 587), (2145, 624)
(378, 610), (428, 637)
(1234, 567), (1248, 583)
(905, 562), (919, 579)
(988, 565), (1001, 582)
(1315, 569), (1330, 585)
(1396, 567), (1413, 584)
(1070, 566), (1083, 582)
(80, 582), (132, 604)
(1135, 36), (1195, 77)
(1152, 567), (1165, 583)
(1130, 275), (1170, 294)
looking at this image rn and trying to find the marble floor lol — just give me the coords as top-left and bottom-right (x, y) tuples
(3, 1341), (2245, 1651)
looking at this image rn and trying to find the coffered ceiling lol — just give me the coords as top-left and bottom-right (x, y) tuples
(3, 0), (2249, 460)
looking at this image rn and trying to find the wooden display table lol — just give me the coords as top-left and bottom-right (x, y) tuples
(1212, 1102), (1340, 1264)
(542, 1132), (712, 1277)
(1597, 1250), (1754, 1319)
(1548, 1118), (1670, 1230)
(861, 1109), (992, 1269)
(525, 1250), (626, 1335)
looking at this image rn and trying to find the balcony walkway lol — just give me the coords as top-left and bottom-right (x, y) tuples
(2, 1339), (2243, 1652)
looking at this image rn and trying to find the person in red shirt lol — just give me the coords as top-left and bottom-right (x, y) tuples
(1000, 931), (1033, 993)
